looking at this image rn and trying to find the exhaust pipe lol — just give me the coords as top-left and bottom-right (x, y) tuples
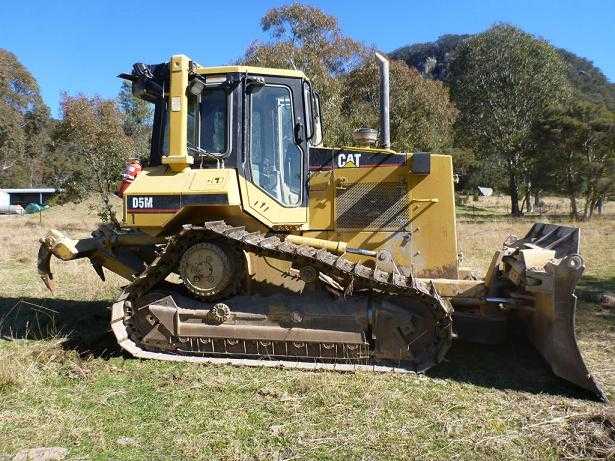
(375, 52), (390, 149)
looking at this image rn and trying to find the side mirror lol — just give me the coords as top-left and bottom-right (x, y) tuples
(188, 76), (206, 95)
(246, 75), (265, 93)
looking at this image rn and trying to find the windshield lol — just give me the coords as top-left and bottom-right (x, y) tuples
(187, 85), (228, 154)
(161, 85), (228, 160)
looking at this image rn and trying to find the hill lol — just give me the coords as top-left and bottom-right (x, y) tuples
(390, 34), (615, 110)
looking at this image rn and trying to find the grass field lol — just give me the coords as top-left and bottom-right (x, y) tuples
(1, 197), (614, 460)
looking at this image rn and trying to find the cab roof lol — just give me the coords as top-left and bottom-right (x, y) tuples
(194, 65), (307, 80)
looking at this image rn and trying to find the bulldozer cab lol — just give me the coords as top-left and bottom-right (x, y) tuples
(139, 56), (326, 228)
(123, 55), (459, 277)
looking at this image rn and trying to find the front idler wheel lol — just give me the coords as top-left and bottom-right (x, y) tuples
(179, 241), (239, 301)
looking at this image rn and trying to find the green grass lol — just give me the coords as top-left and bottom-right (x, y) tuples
(0, 198), (614, 460)
(0, 339), (568, 460)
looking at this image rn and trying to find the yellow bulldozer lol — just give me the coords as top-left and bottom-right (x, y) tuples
(38, 53), (605, 401)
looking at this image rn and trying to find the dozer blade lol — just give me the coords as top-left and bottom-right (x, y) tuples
(502, 223), (607, 402)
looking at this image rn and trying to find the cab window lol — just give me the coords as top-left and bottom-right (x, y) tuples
(187, 86), (228, 154)
(249, 85), (302, 206)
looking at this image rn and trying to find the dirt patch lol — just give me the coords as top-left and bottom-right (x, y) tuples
(550, 411), (615, 460)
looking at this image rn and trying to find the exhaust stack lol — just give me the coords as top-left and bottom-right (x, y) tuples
(375, 52), (390, 149)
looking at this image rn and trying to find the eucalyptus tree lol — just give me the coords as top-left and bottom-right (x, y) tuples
(0, 48), (50, 187)
(449, 25), (569, 215)
(53, 94), (135, 222)
(241, 3), (365, 145)
(531, 100), (614, 220)
(341, 58), (458, 151)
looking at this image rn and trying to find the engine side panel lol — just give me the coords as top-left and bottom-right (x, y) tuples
(307, 148), (458, 278)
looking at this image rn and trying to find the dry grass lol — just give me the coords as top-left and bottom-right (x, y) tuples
(0, 197), (613, 460)
(458, 217), (615, 281)
(553, 411), (615, 460)
(458, 194), (615, 218)
(0, 197), (123, 302)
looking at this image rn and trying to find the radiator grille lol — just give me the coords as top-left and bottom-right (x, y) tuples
(335, 182), (410, 230)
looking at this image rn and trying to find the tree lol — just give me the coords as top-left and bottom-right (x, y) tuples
(241, 3), (365, 145)
(532, 100), (615, 220)
(340, 58), (458, 151)
(578, 109), (615, 219)
(448, 24), (570, 215)
(0, 49), (50, 187)
(52, 94), (135, 222)
(118, 81), (152, 162)
(531, 104), (589, 219)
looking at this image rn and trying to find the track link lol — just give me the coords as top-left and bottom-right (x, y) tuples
(111, 221), (453, 372)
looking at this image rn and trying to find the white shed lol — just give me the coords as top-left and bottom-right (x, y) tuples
(0, 188), (56, 206)
(0, 190), (9, 207)
(477, 187), (493, 197)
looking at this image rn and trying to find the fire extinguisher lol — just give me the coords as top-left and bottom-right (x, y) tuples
(116, 158), (142, 198)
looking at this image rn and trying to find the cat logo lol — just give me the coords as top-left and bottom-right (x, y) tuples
(337, 153), (362, 168)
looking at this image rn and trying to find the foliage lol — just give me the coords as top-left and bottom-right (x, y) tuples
(117, 81), (152, 162)
(393, 35), (615, 112)
(532, 100), (615, 220)
(340, 59), (458, 151)
(0, 50), (150, 215)
(52, 94), (135, 222)
(557, 48), (615, 111)
(390, 34), (469, 80)
(448, 24), (570, 215)
(0, 48), (50, 188)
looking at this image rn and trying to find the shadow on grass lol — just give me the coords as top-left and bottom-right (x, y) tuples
(0, 296), (123, 359)
(577, 275), (615, 302)
(0, 296), (602, 401)
(428, 332), (599, 402)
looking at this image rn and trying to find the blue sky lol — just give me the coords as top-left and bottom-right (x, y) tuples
(2, 0), (613, 117)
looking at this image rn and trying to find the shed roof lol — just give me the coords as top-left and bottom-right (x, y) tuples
(477, 187), (493, 197)
(0, 188), (56, 194)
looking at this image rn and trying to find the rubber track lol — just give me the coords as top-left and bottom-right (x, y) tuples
(112, 221), (452, 370)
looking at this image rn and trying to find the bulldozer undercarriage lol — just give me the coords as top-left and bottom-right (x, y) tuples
(38, 221), (608, 401)
(110, 221), (452, 373)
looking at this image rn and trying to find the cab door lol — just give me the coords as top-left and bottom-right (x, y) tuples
(238, 76), (308, 228)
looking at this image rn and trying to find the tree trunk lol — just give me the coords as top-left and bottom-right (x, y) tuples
(509, 170), (521, 216)
(569, 193), (579, 221)
(587, 192), (599, 220)
(565, 170), (579, 220)
(524, 179), (533, 213)
(596, 196), (604, 215)
(582, 191), (591, 221)
(534, 190), (541, 213)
